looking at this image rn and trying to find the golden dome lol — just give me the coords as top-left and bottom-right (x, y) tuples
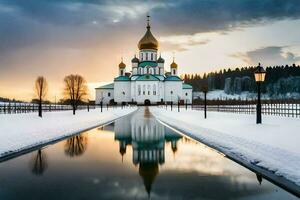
(119, 61), (126, 68)
(170, 61), (178, 68)
(138, 16), (159, 50)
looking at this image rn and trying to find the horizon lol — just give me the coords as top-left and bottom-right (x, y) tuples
(1, 0), (300, 101)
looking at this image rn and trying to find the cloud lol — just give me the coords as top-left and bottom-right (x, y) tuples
(231, 46), (300, 66)
(0, 0), (300, 53)
(1, 0), (300, 99)
(159, 34), (210, 52)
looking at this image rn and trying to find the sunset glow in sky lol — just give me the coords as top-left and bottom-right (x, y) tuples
(1, 0), (300, 101)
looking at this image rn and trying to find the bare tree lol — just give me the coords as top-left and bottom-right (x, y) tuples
(63, 74), (88, 115)
(35, 76), (48, 117)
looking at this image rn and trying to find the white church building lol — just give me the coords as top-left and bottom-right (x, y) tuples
(95, 16), (193, 105)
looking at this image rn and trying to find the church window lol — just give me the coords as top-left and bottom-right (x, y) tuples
(108, 92), (111, 97)
(153, 85), (156, 95)
(143, 85), (146, 95)
(138, 85), (141, 95)
(147, 85), (151, 95)
(121, 70), (124, 76)
(146, 53), (148, 60)
(185, 92), (188, 96)
(151, 53), (153, 60)
(173, 69), (176, 75)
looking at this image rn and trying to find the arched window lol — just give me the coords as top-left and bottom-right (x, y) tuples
(173, 69), (176, 75)
(147, 85), (151, 95)
(143, 85), (146, 95)
(138, 85), (141, 95)
(146, 53), (148, 60)
(185, 92), (188, 96)
(108, 92), (111, 97)
(151, 53), (153, 60)
(153, 85), (156, 95)
(149, 68), (153, 74)
(121, 70), (124, 76)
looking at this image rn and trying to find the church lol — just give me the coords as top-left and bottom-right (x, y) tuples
(95, 16), (193, 105)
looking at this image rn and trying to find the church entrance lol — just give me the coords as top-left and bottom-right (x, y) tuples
(144, 99), (151, 105)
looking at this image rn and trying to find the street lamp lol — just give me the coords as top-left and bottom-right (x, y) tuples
(254, 63), (266, 124)
(201, 85), (208, 119)
(177, 95), (180, 112)
(122, 91), (125, 109)
(170, 91), (173, 111)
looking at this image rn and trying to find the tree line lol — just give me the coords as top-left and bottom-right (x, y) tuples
(182, 64), (300, 95)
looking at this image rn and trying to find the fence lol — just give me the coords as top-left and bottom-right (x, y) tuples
(0, 102), (130, 114)
(190, 99), (300, 118)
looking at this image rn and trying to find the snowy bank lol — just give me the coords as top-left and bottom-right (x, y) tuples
(150, 107), (300, 187)
(0, 107), (137, 158)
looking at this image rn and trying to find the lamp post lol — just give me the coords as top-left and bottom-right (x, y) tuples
(185, 99), (188, 110)
(122, 91), (125, 109)
(254, 63), (266, 124)
(177, 96), (180, 112)
(201, 85), (208, 119)
(170, 91), (173, 111)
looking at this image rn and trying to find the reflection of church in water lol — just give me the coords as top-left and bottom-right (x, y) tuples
(114, 108), (182, 195)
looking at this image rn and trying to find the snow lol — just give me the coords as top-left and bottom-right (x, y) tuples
(0, 107), (137, 158)
(150, 107), (300, 186)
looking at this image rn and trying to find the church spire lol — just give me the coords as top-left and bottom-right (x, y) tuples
(138, 14), (159, 50)
(147, 14), (150, 29)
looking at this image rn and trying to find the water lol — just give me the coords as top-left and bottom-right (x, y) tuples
(0, 107), (297, 200)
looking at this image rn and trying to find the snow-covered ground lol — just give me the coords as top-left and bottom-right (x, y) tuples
(150, 107), (300, 186)
(0, 107), (137, 158)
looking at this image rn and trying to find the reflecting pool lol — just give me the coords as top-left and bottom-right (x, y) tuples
(0, 107), (297, 199)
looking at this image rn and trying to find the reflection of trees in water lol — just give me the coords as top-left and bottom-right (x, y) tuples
(64, 135), (88, 157)
(30, 149), (47, 176)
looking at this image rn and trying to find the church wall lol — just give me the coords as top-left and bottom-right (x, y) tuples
(135, 81), (161, 104)
(183, 88), (193, 104)
(95, 89), (114, 104)
(164, 81), (183, 104)
(114, 81), (131, 103)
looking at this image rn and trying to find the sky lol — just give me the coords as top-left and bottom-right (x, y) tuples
(1, 0), (300, 101)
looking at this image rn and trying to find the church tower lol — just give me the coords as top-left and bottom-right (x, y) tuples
(170, 58), (178, 76)
(119, 59), (126, 76)
(138, 15), (159, 62)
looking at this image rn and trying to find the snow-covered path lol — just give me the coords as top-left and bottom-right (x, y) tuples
(0, 107), (137, 158)
(150, 107), (300, 187)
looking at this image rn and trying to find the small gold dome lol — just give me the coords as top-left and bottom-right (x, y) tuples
(170, 61), (178, 68)
(138, 16), (159, 50)
(119, 61), (126, 68)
